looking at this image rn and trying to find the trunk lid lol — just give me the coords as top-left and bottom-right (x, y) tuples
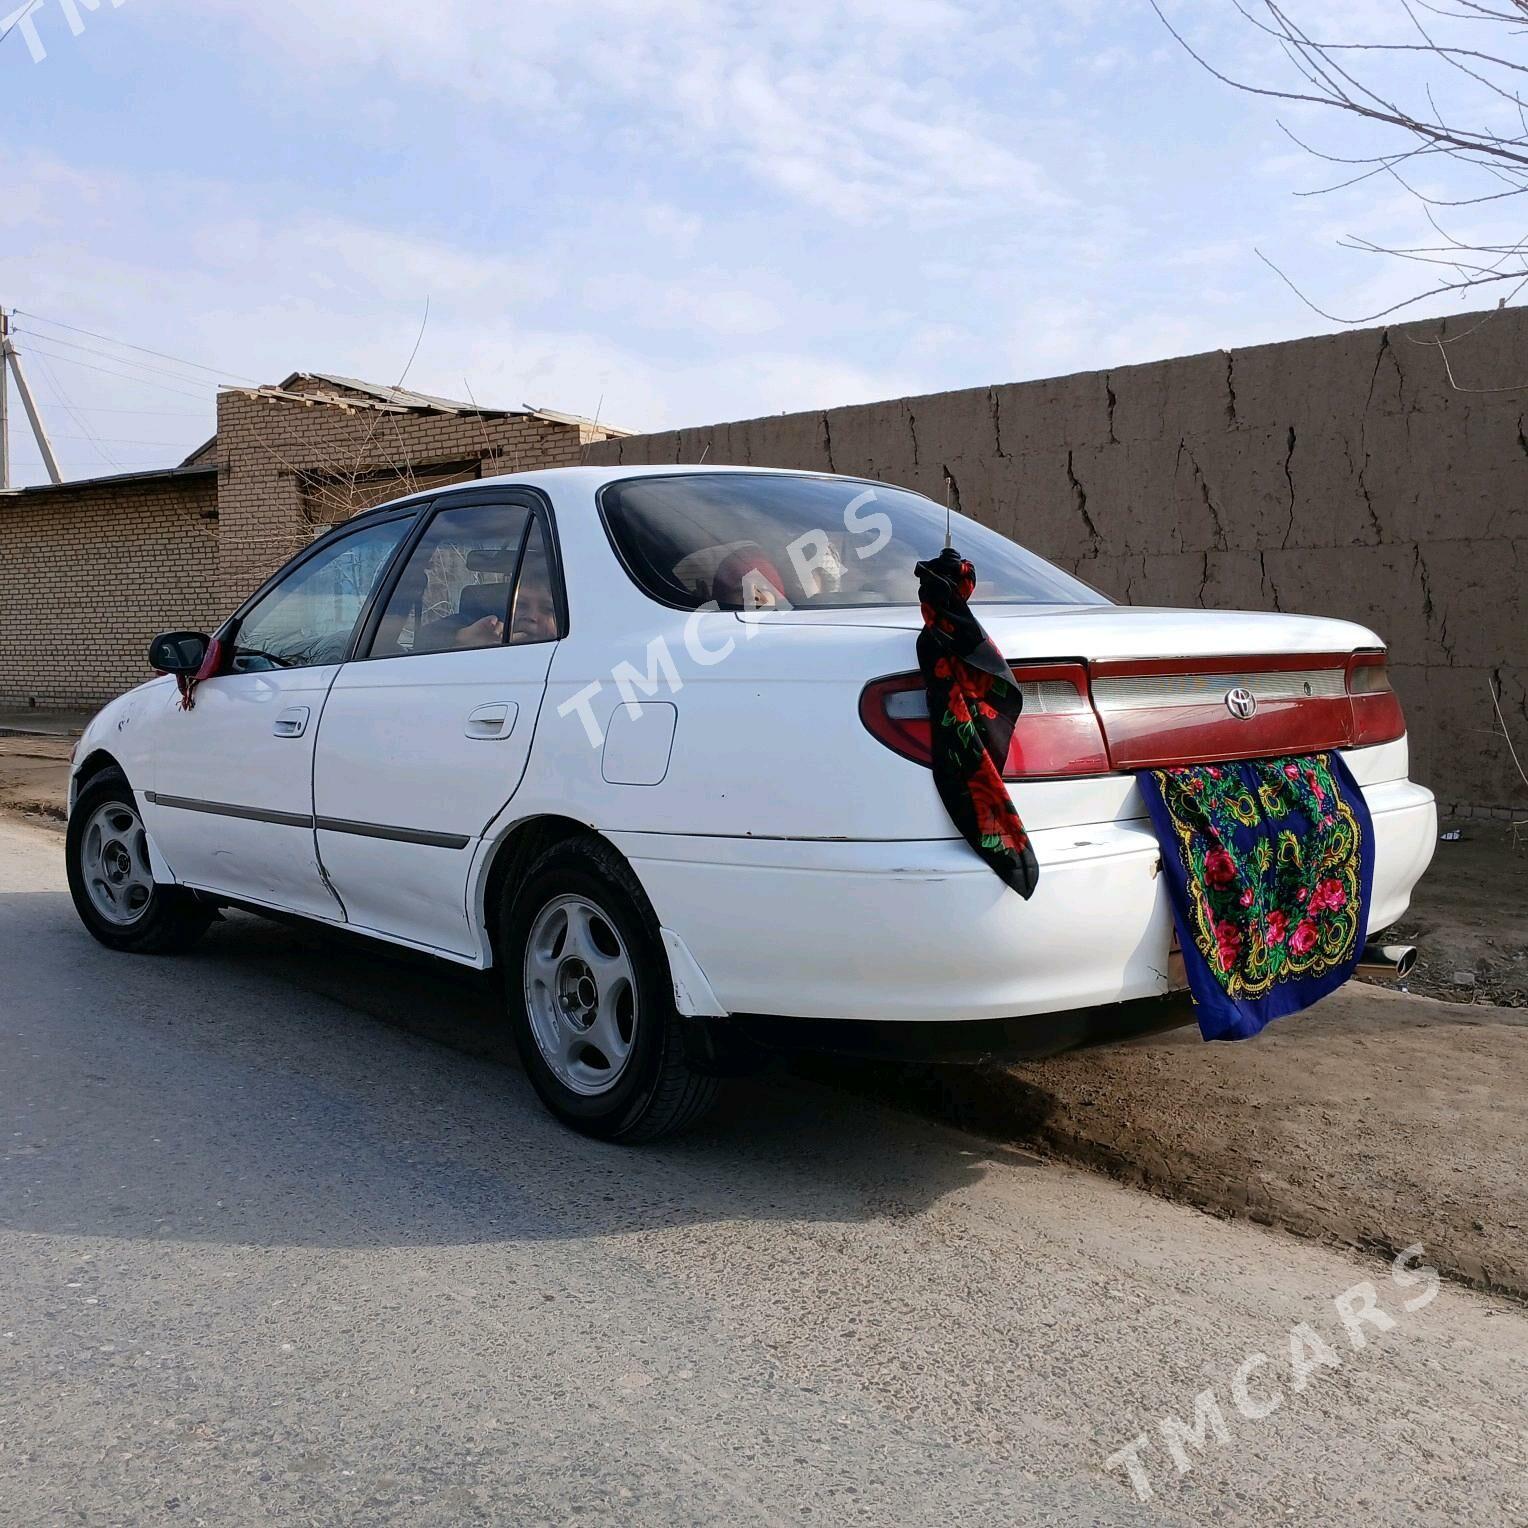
(743, 602), (1381, 663)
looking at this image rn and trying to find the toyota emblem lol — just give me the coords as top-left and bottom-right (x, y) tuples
(1225, 686), (1257, 720)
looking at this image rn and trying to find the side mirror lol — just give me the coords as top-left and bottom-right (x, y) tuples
(148, 630), (211, 676)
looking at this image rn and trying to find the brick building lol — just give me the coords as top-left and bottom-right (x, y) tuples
(0, 373), (623, 711)
(5, 316), (1524, 814)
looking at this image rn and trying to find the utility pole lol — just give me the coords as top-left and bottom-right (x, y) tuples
(0, 308), (63, 485)
(0, 309), (9, 490)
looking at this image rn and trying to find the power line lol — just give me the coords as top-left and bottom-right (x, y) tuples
(32, 403), (208, 418)
(29, 348), (120, 470)
(13, 308), (260, 385)
(50, 433), (202, 447)
(11, 343), (212, 403)
(11, 327), (246, 390)
(3, 306), (234, 482)
(9, 457), (183, 467)
(0, 1), (42, 49)
(3, 442), (170, 465)
(7, 449), (179, 461)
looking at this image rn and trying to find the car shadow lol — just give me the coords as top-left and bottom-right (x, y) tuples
(0, 894), (1045, 1254)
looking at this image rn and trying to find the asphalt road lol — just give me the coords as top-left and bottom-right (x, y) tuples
(2, 817), (1526, 1525)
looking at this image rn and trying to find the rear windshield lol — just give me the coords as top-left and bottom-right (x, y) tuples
(598, 472), (1109, 611)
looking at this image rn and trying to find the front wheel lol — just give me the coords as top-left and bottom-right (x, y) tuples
(500, 836), (720, 1142)
(66, 772), (214, 954)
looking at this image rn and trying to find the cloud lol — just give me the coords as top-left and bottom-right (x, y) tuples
(152, 0), (1063, 226)
(589, 273), (782, 338)
(0, 144), (918, 476)
(5, 0), (1513, 490)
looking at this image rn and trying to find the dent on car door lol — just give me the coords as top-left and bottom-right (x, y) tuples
(311, 496), (562, 957)
(144, 513), (414, 920)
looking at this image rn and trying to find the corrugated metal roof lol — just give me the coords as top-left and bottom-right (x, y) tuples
(0, 464), (218, 499)
(285, 372), (495, 414)
(281, 374), (632, 432)
(521, 404), (633, 435)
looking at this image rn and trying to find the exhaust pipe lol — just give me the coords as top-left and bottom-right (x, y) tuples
(1356, 941), (1418, 981)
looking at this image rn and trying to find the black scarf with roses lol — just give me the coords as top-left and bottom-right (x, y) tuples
(915, 548), (1040, 900)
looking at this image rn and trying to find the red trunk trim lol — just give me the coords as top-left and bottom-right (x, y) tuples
(1087, 649), (1403, 770)
(1094, 696), (1353, 770)
(1088, 651), (1354, 679)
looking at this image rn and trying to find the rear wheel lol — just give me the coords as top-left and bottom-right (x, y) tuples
(66, 772), (214, 954)
(500, 835), (720, 1142)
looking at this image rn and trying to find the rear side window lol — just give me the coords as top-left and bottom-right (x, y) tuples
(365, 500), (560, 659)
(598, 472), (1108, 610)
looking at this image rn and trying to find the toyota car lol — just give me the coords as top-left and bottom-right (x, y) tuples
(66, 467), (1437, 1140)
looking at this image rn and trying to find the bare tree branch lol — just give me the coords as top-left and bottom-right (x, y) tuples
(1156, 1), (1528, 355)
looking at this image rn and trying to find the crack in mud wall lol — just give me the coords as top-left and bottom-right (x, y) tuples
(588, 309), (1528, 812)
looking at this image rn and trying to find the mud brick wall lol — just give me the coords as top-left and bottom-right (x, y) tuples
(587, 309), (1528, 814)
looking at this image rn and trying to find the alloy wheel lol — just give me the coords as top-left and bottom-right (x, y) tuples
(523, 893), (639, 1097)
(80, 799), (155, 927)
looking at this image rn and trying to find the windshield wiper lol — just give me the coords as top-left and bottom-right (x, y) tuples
(234, 647), (297, 669)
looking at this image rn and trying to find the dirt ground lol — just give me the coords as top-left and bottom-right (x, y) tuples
(0, 735), (69, 824)
(834, 820), (1528, 1300)
(848, 981), (1528, 1300)
(7, 730), (1526, 1298)
(1386, 819), (1528, 1007)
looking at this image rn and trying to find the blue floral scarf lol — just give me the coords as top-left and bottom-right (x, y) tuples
(1137, 753), (1374, 1041)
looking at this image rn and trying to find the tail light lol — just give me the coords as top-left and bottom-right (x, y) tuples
(859, 661), (1111, 780)
(1002, 662), (1112, 777)
(1347, 650), (1405, 745)
(859, 673), (934, 767)
(862, 649), (1404, 777)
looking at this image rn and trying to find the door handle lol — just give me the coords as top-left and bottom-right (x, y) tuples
(273, 705), (310, 738)
(465, 701), (518, 740)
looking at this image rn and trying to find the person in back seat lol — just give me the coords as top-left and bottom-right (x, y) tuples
(712, 547), (789, 610)
(415, 580), (507, 652)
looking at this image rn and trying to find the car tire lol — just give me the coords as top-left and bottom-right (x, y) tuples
(500, 834), (720, 1143)
(66, 771), (215, 955)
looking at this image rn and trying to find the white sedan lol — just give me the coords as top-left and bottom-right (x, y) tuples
(66, 466), (1437, 1140)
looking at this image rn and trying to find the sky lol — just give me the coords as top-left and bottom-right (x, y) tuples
(0, 0), (1516, 486)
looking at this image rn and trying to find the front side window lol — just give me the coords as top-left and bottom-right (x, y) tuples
(366, 501), (559, 659)
(599, 472), (1109, 611)
(233, 515), (411, 671)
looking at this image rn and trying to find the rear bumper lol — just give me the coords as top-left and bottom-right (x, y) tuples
(616, 763), (1437, 1027)
(720, 996), (1197, 1064)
